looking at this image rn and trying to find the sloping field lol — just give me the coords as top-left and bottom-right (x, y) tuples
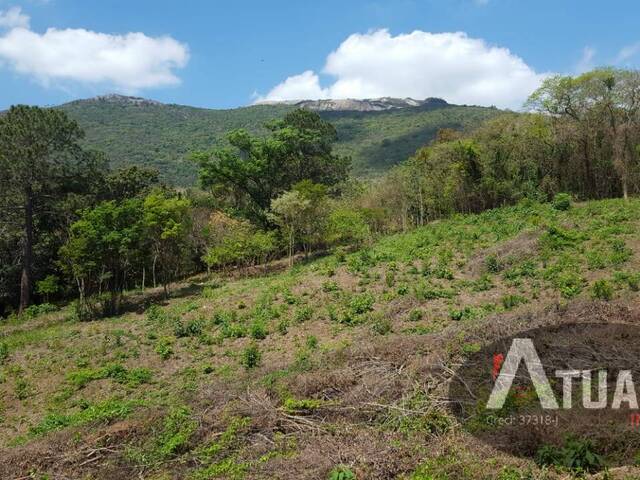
(2, 198), (640, 479)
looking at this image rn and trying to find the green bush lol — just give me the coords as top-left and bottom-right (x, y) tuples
(591, 279), (614, 301)
(249, 320), (268, 340)
(241, 343), (261, 369)
(485, 254), (503, 273)
(552, 192), (572, 211)
(155, 337), (174, 360)
(501, 294), (527, 310)
(173, 317), (203, 338)
(329, 466), (356, 480)
(370, 315), (392, 335)
(22, 303), (59, 318)
(348, 293), (375, 315)
(408, 309), (423, 322)
(294, 305), (313, 323)
(535, 436), (603, 473)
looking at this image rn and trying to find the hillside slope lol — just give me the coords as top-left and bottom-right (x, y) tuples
(59, 95), (501, 185)
(1, 198), (639, 478)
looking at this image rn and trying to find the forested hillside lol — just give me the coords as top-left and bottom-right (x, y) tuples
(59, 95), (500, 184)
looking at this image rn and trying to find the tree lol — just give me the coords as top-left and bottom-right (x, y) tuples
(193, 109), (349, 226)
(59, 199), (144, 318)
(268, 191), (310, 266)
(142, 190), (192, 296)
(526, 68), (640, 200)
(0, 106), (86, 312)
(103, 165), (160, 201)
(292, 180), (329, 255)
(202, 212), (276, 273)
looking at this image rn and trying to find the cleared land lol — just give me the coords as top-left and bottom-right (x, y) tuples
(1, 198), (640, 479)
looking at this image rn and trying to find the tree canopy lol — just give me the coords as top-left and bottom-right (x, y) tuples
(193, 109), (350, 226)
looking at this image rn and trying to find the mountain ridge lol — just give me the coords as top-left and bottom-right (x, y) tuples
(58, 94), (502, 185)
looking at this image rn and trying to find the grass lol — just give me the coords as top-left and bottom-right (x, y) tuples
(2, 198), (640, 478)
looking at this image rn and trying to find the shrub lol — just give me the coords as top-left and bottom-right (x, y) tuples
(384, 271), (395, 288)
(535, 436), (603, 473)
(370, 315), (392, 335)
(241, 343), (261, 369)
(173, 318), (203, 338)
(22, 303), (58, 318)
(294, 305), (313, 323)
(322, 280), (340, 292)
(249, 320), (268, 340)
(555, 272), (584, 299)
(485, 254), (503, 273)
(348, 293), (375, 315)
(155, 337), (174, 360)
(448, 306), (479, 321)
(591, 279), (614, 301)
(305, 335), (318, 349)
(146, 304), (167, 323)
(501, 294), (527, 310)
(408, 309), (423, 322)
(329, 466), (356, 480)
(155, 406), (198, 458)
(552, 192), (572, 211)
(283, 398), (323, 413)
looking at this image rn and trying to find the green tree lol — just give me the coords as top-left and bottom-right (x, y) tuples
(0, 106), (87, 312)
(202, 212), (276, 273)
(142, 190), (192, 296)
(193, 109), (349, 226)
(103, 165), (160, 201)
(268, 191), (310, 266)
(59, 199), (144, 318)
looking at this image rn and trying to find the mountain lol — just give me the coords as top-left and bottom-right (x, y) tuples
(59, 94), (502, 185)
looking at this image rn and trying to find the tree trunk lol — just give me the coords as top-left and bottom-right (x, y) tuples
(19, 188), (34, 313)
(288, 230), (294, 267)
(152, 255), (157, 288)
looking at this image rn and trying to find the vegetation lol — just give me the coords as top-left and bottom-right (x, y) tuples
(59, 97), (499, 185)
(2, 67), (640, 478)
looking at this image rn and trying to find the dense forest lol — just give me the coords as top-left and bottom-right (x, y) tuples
(2, 68), (640, 319)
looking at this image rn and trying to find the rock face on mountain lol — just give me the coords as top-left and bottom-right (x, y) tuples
(72, 94), (163, 107)
(261, 97), (449, 112)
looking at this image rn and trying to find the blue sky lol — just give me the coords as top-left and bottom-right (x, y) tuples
(0, 0), (638, 110)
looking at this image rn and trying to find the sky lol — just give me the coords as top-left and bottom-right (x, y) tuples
(0, 0), (639, 110)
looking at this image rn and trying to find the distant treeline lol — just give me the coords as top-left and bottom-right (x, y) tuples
(2, 68), (640, 318)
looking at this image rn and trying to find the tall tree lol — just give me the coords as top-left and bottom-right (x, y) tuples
(0, 106), (85, 312)
(193, 109), (349, 226)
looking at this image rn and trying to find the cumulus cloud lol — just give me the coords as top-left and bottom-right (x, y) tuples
(0, 8), (189, 91)
(258, 29), (547, 109)
(0, 6), (29, 29)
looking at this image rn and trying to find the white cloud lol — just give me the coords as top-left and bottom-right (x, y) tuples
(616, 42), (640, 65)
(0, 10), (189, 91)
(0, 6), (29, 29)
(575, 46), (596, 73)
(259, 70), (328, 100)
(258, 29), (547, 109)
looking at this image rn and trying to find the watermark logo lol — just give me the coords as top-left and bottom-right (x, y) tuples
(487, 338), (638, 410)
(447, 322), (640, 467)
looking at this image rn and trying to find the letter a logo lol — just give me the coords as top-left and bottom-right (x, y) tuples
(487, 338), (558, 410)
